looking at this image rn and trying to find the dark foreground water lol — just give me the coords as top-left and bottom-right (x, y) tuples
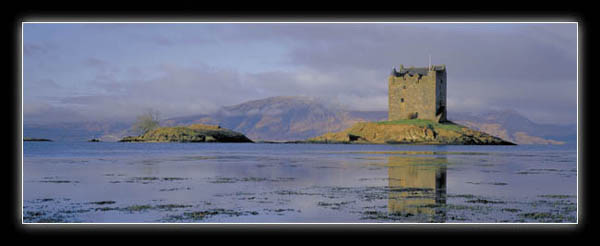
(23, 142), (577, 223)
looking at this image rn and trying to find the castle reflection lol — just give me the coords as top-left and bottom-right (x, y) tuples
(387, 155), (447, 222)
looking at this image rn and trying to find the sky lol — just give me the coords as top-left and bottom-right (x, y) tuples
(22, 23), (577, 125)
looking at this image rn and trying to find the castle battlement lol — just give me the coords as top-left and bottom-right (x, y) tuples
(388, 64), (447, 122)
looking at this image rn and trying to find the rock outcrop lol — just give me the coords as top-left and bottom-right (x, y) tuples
(119, 124), (253, 143)
(307, 120), (515, 145)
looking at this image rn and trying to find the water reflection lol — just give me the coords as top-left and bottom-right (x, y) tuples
(387, 155), (447, 222)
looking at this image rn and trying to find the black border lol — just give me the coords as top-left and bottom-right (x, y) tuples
(7, 8), (592, 237)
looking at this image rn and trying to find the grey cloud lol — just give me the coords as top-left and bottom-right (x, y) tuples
(222, 23), (576, 82)
(289, 24), (575, 82)
(25, 78), (62, 90)
(122, 25), (216, 47)
(23, 42), (58, 57)
(151, 35), (174, 46)
(54, 64), (252, 120)
(225, 23), (576, 123)
(447, 78), (576, 124)
(51, 62), (388, 121)
(83, 57), (109, 68)
(60, 95), (112, 105)
(23, 102), (86, 123)
(24, 23), (577, 125)
(23, 43), (46, 57)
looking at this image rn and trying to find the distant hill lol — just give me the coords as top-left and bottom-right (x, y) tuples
(162, 96), (388, 141)
(23, 96), (575, 144)
(163, 97), (574, 144)
(448, 110), (576, 144)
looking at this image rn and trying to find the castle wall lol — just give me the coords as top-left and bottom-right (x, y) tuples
(388, 65), (447, 122)
(388, 71), (438, 121)
(435, 70), (447, 122)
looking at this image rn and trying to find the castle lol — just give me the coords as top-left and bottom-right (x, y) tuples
(388, 64), (447, 122)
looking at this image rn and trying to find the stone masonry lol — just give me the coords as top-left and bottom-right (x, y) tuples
(388, 64), (447, 122)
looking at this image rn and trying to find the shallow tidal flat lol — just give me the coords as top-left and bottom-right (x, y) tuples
(23, 142), (576, 223)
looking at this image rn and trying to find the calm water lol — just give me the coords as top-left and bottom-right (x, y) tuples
(22, 142), (577, 223)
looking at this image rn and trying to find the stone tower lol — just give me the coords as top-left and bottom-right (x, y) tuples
(388, 64), (447, 122)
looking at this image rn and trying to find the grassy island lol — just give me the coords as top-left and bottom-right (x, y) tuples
(119, 124), (253, 143)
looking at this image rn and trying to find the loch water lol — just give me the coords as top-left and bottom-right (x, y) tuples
(23, 142), (577, 223)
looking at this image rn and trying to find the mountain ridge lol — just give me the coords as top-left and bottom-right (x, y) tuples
(24, 96), (575, 144)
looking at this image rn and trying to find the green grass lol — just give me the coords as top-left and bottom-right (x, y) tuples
(376, 119), (465, 132)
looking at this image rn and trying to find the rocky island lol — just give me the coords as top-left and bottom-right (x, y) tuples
(305, 64), (512, 145)
(23, 138), (52, 142)
(119, 124), (253, 143)
(307, 120), (514, 145)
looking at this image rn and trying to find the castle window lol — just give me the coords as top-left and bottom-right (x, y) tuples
(403, 85), (406, 89)
(400, 98), (404, 102)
